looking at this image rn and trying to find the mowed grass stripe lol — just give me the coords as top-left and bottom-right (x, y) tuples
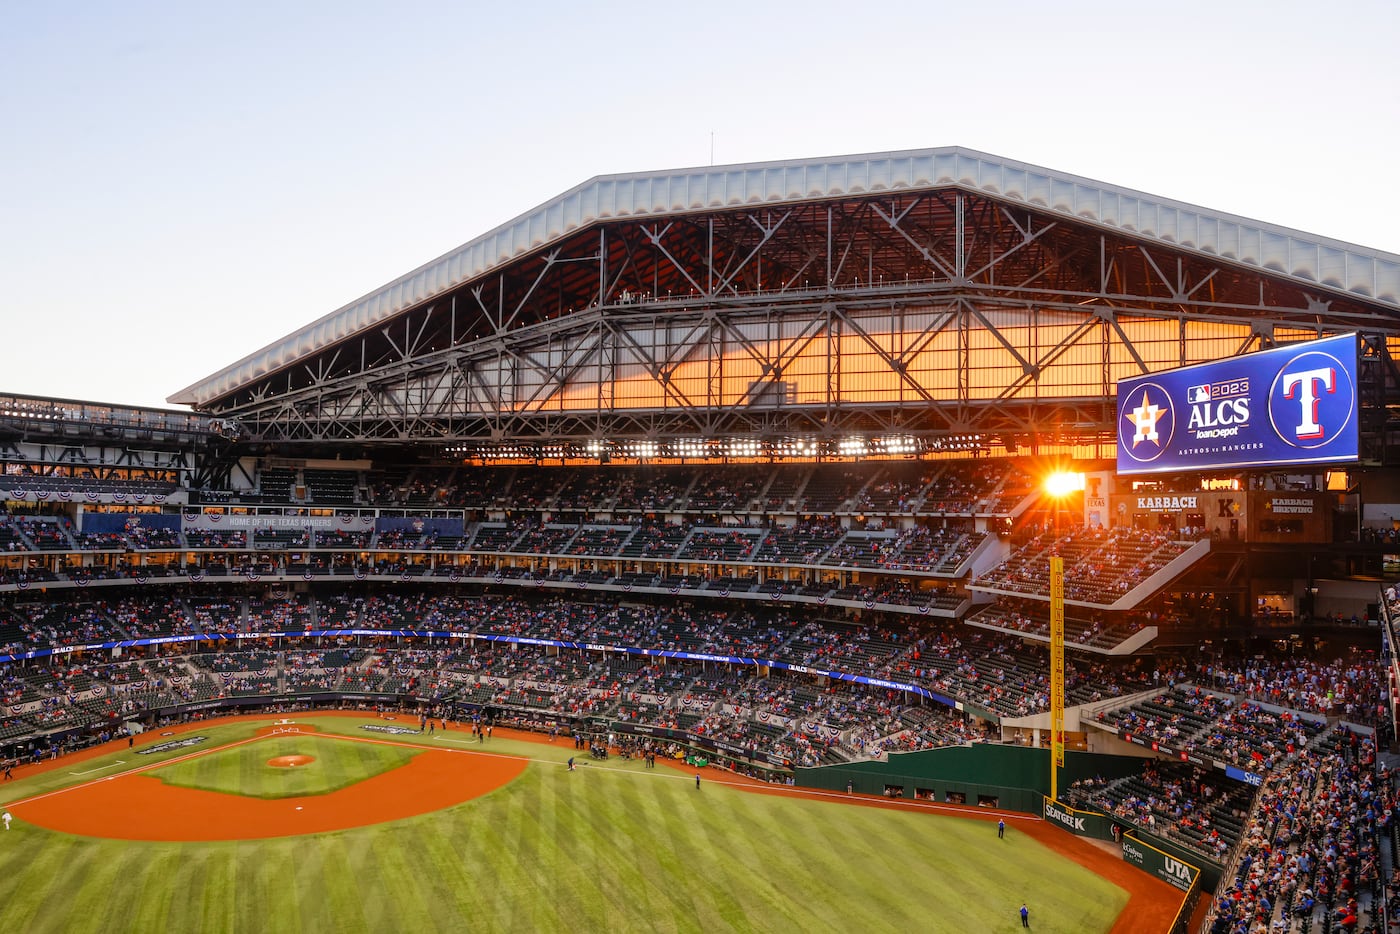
(541, 766), (626, 924)
(497, 765), (563, 931)
(408, 807), (480, 930)
(696, 778), (809, 931)
(627, 769), (710, 927)
(612, 767), (698, 925)
(882, 796), (988, 930)
(337, 828), (384, 934)
(611, 770), (699, 926)
(161, 851), (215, 929)
(35, 833), (137, 934)
(290, 833), (333, 934)
(669, 779), (762, 931)
(717, 784), (842, 933)
(364, 821), (437, 933)
(234, 836), (280, 931)
(72, 838), (144, 934)
(513, 767), (569, 930)
(321, 831), (388, 934)
(137, 846), (198, 932)
(5, 833), (86, 933)
(573, 769), (646, 920)
(562, 761), (683, 929)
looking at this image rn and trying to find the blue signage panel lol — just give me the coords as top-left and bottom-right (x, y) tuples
(1224, 765), (1263, 787)
(1117, 333), (1359, 474)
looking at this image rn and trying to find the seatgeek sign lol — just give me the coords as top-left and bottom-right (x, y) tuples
(1117, 333), (1359, 475)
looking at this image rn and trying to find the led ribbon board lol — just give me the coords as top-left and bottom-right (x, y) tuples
(1116, 333), (1359, 475)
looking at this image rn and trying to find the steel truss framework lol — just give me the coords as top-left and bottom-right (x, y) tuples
(205, 190), (1400, 454)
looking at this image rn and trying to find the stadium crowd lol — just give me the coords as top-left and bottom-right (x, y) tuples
(0, 580), (1385, 934)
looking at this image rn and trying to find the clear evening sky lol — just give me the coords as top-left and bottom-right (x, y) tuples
(2, 0), (1396, 410)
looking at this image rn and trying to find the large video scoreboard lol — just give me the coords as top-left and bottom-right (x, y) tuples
(1116, 333), (1359, 475)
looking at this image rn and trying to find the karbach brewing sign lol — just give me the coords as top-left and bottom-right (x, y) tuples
(1117, 334), (1359, 474)
(1134, 495), (1198, 511)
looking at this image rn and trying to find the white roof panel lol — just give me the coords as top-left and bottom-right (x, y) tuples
(170, 146), (1400, 406)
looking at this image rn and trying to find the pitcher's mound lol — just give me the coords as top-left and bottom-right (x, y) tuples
(268, 755), (314, 768)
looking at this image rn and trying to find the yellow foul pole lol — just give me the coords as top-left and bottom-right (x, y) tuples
(1049, 555), (1065, 800)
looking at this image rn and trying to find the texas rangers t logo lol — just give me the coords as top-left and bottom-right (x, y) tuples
(1268, 350), (1354, 449)
(1280, 366), (1334, 440)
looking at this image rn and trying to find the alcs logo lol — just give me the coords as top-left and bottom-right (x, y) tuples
(1267, 349), (1355, 449)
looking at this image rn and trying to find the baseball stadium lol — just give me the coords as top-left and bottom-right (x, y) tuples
(0, 146), (1397, 934)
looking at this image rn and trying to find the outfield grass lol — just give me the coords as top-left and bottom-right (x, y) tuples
(0, 716), (1128, 933)
(153, 734), (418, 799)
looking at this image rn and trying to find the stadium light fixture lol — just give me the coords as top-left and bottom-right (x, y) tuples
(838, 437), (868, 457)
(774, 438), (820, 458)
(672, 439), (710, 459)
(873, 436), (917, 455)
(724, 438), (761, 458)
(927, 434), (984, 453)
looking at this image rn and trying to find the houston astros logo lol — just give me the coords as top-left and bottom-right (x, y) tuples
(1267, 349), (1355, 449)
(1120, 382), (1174, 463)
(1129, 392), (1165, 444)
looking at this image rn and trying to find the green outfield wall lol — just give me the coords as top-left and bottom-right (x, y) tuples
(797, 745), (1142, 812)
